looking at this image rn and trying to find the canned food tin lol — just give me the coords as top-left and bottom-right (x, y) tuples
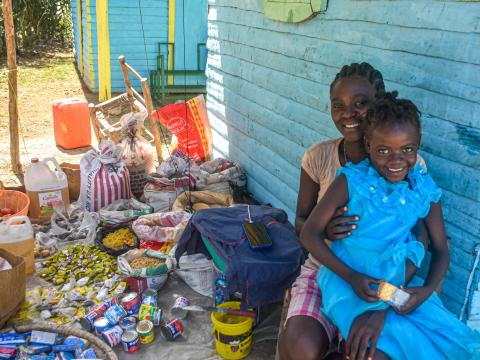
(136, 320), (155, 345)
(108, 295), (120, 306)
(152, 308), (163, 326)
(93, 317), (111, 338)
(139, 304), (156, 322)
(104, 303), (127, 326)
(160, 318), (184, 341)
(80, 303), (109, 331)
(141, 288), (158, 307)
(102, 325), (123, 347)
(121, 331), (140, 353)
(171, 296), (189, 320)
(119, 316), (137, 332)
(121, 292), (141, 315)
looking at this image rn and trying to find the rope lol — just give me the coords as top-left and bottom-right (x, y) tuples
(459, 245), (480, 321)
(181, 0), (193, 209)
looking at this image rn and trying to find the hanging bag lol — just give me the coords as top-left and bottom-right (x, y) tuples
(119, 112), (155, 197)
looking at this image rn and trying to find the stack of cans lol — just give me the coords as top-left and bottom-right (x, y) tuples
(78, 287), (187, 350)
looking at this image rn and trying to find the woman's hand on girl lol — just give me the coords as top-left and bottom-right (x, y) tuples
(348, 271), (383, 302)
(325, 206), (360, 240)
(345, 310), (386, 360)
(395, 285), (433, 314)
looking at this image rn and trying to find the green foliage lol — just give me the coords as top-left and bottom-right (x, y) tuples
(0, 0), (73, 55)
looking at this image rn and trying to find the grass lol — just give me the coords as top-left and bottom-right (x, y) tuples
(0, 47), (96, 185)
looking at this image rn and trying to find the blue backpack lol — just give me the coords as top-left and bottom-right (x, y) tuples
(175, 205), (304, 307)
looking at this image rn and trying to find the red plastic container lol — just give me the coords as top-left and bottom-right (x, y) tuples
(52, 98), (91, 149)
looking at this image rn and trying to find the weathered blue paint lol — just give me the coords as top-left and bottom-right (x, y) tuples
(205, 0), (480, 316)
(107, 0), (168, 92)
(71, 0), (207, 93)
(173, 0), (208, 85)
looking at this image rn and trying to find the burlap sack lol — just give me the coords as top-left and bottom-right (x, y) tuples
(0, 249), (26, 327)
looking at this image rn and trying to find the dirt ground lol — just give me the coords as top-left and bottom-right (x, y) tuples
(0, 48), (99, 187)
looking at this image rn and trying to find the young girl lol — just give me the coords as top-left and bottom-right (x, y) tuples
(301, 92), (480, 359)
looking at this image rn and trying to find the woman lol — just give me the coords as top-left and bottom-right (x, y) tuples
(279, 62), (428, 360)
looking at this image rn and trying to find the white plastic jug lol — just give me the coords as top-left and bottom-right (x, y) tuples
(0, 216), (35, 274)
(25, 157), (70, 223)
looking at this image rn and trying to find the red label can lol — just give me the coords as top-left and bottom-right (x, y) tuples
(160, 318), (184, 341)
(121, 292), (141, 315)
(93, 317), (111, 338)
(121, 331), (140, 353)
(80, 303), (109, 331)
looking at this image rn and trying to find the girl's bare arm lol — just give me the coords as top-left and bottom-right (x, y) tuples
(423, 202), (450, 290)
(300, 175), (380, 301)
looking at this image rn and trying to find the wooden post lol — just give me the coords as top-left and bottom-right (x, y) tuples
(2, 0), (22, 174)
(141, 78), (163, 162)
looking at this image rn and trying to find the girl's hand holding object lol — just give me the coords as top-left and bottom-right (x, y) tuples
(394, 286), (433, 314)
(348, 271), (382, 302)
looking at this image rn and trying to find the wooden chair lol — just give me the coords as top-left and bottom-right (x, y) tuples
(89, 55), (163, 161)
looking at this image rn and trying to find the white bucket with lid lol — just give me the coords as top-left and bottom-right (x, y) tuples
(0, 216), (35, 274)
(25, 157), (70, 223)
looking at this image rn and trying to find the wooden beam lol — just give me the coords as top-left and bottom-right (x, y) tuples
(2, 0), (21, 174)
(141, 78), (163, 161)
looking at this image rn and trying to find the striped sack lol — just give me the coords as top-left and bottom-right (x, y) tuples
(79, 140), (132, 212)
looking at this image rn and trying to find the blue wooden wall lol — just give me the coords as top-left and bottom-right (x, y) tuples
(71, 0), (168, 93)
(71, 0), (81, 71)
(205, 0), (480, 316)
(108, 0), (168, 92)
(173, 0), (208, 85)
(71, 0), (209, 93)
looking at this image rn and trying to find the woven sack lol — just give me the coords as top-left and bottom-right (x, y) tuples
(172, 190), (234, 212)
(0, 248), (26, 328)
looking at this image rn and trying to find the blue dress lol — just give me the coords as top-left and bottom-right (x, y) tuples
(317, 159), (480, 359)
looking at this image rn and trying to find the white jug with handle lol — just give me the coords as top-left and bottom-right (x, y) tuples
(0, 216), (35, 274)
(25, 157), (70, 223)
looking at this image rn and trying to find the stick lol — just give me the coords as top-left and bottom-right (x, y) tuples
(1, 0), (21, 174)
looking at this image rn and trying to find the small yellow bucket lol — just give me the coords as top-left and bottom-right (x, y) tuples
(211, 301), (254, 359)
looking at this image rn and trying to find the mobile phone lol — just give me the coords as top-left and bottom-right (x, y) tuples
(243, 222), (273, 250)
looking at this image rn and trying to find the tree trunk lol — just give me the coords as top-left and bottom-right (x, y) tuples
(2, 0), (22, 174)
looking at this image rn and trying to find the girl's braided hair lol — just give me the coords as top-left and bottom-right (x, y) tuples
(330, 62), (386, 97)
(362, 91), (421, 138)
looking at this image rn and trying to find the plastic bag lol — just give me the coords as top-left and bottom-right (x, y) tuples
(153, 95), (213, 162)
(175, 253), (215, 297)
(33, 204), (99, 254)
(98, 198), (153, 226)
(197, 158), (246, 195)
(119, 112), (155, 197)
(79, 140), (131, 212)
(118, 249), (172, 277)
(132, 211), (191, 253)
